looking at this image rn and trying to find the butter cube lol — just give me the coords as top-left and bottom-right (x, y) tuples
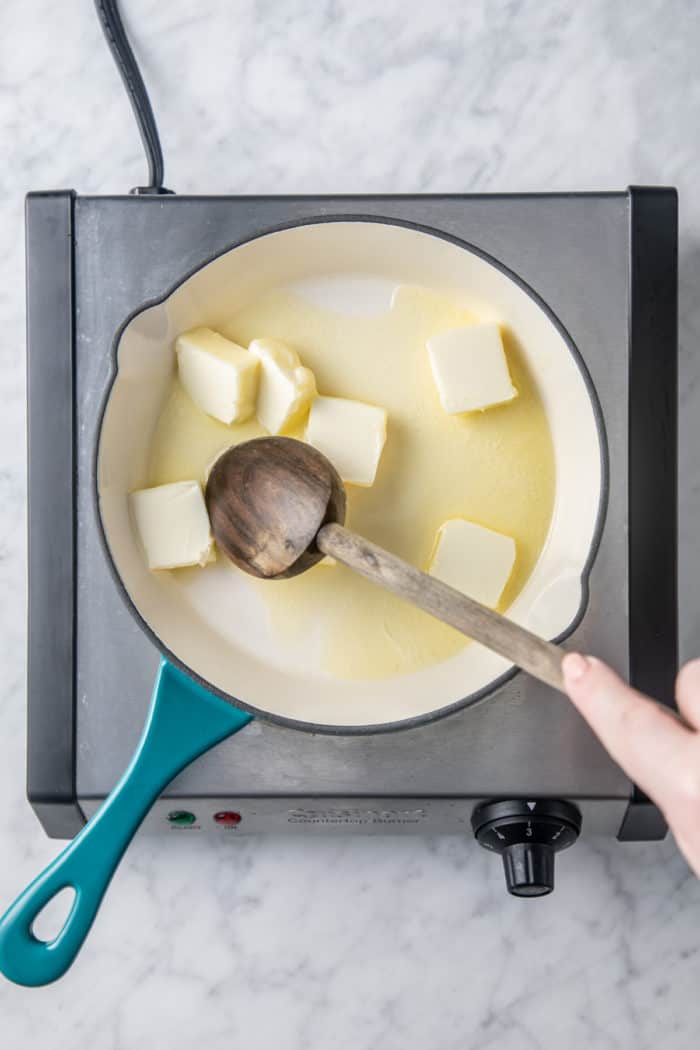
(306, 396), (387, 487)
(176, 327), (259, 424)
(427, 324), (517, 414)
(131, 481), (213, 570)
(428, 519), (515, 608)
(249, 338), (316, 434)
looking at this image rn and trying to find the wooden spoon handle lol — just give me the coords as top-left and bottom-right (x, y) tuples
(317, 523), (565, 693)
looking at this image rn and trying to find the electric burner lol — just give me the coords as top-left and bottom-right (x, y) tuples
(25, 187), (677, 896)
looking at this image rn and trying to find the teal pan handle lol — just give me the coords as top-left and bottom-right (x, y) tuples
(0, 661), (252, 987)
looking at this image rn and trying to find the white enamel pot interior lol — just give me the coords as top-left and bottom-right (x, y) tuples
(97, 219), (606, 731)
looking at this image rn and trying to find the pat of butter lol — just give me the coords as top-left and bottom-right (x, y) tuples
(427, 323), (517, 414)
(428, 519), (515, 608)
(306, 396), (387, 487)
(131, 481), (213, 570)
(249, 338), (316, 434)
(175, 327), (259, 425)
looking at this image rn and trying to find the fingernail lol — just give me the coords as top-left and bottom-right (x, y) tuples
(563, 653), (589, 681)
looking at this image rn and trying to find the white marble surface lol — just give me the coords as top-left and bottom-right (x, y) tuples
(2, 0), (700, 1045)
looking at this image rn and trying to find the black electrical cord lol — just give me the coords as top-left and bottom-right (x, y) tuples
(93, 0), (173, 194)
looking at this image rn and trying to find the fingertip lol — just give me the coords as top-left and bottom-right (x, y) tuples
(562, 654), (626, 713)
(561, 656), (691, 809)
(562, 653), (607, 699)
(562, 652), (589, 684)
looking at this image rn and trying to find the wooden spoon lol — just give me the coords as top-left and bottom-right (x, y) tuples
(205, 436), (565, 692)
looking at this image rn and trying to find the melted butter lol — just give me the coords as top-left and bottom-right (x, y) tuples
(148, 286), (555, 680)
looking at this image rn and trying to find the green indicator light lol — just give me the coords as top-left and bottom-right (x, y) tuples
(168, 810), (196, 826)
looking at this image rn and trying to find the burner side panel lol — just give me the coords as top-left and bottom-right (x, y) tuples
(26, 191), (83, 838)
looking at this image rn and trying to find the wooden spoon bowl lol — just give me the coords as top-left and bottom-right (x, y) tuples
(205, 437), (346, 579)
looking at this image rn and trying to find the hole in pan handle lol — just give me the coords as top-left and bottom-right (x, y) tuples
(0, 661), (252, 987)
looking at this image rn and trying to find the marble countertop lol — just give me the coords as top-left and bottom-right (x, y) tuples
(2, 1), (700, 1046)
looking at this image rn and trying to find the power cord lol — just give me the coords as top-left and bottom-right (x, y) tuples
(93, 0), (173, 194)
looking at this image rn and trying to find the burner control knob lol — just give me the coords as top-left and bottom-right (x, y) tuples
(471, 799), (581, 898)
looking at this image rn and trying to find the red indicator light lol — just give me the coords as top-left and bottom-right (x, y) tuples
(214, 811), (242, 826)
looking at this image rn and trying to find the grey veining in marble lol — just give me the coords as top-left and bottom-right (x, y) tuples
(1, 0), (700, 1046)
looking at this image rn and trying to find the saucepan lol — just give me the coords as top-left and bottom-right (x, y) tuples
(0, 219), (605, 985)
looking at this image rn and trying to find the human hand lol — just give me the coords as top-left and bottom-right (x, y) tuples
(562, 654), (700, 877)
